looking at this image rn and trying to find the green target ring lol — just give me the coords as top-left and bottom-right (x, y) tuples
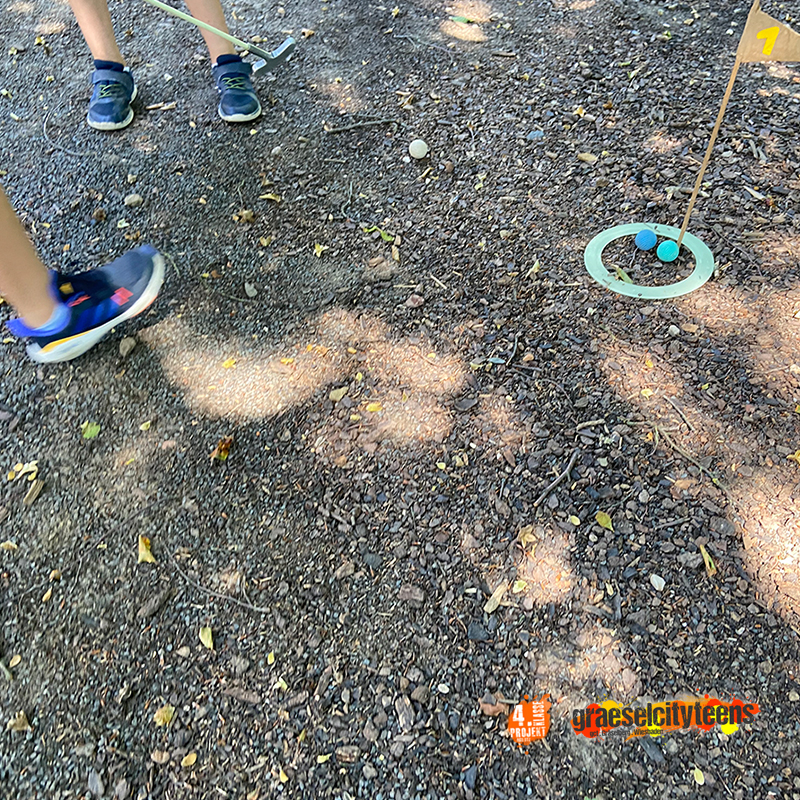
(584, 223), (715, 299)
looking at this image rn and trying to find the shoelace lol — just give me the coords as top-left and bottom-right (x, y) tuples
(221, 75), (250, 91)
(97, 82), (128, 99)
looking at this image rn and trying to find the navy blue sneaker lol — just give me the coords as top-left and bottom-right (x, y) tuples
(87, 68), (137, 131)
(6, 245), (164, 363)
(212, 60), (262, 122)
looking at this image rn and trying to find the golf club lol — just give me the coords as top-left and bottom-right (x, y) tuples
(142, 0), (296, 76)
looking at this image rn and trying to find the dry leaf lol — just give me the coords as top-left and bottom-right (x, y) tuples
(329, 386), (348, 402)
(279, 768), (289, 783)
(235, 209), (255, 224)
(595, 511), (613, 531)
(313, 243), (329, 257)
(199, 626), (214, 650)
(138, 535), (156, 564)
(181, 752), (197, 768)
(569, 515), (581, 526)
(41, 587), (52, 603)
(49, 569), (61, 581)
(81, 421), (101, 439)
(366, 402), (382, 413)
(511, 579), (527, 594)
(6, 711), (32, 732)
(210, 436), (234, 461)
(1, 540), (18, 551)
(139, 420), (151, 431)
(699, 544), (717, 578)
(693, 767), (705, 785)
(259, 193), (281, 202)
(153, 703), (175, 727)
(484, 581), (508, 614)
(151, 749), (170, 765)
(246, 790), (260, 800)
(317, 754), (332, 764)
(23, 479), (44, 506)
(518, 525), (537, 547)
(222, 358), (236, 369)
(640, 388), (654, 398)
(268, 651), (275, 666)
(577, 152), (598, 164)
(8, 655), (21, 668)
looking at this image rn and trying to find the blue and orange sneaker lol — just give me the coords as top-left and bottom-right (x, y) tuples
(6, 245), (164, 363)
(212, 59), (261, 122)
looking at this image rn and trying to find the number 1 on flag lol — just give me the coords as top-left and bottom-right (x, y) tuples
(756, 26), (779, 55)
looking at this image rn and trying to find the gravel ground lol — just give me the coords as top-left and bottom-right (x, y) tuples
(2, 0), (800, 797)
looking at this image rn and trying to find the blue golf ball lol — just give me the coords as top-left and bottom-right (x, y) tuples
(657, 240), (679, 263)
(634, 229), (657, 251)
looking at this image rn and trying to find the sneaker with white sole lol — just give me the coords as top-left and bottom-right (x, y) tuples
(87, 68), (137, 131)
(6, 245), (164, 363)
(212, 59), (262, 122)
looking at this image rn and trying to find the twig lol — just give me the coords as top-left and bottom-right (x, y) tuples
(534, 448), (580, 508)
(653, 515), (691, 530)
(199, 275), (255, 303)
(429, 272), (449, 290)
(171, 556), (270, 614)
(505, 333), (519, 366)
(665, 396), (695, 431)
(575, 419), (605, 431)
(657, 426), (730, 495)
(43, 112), (89, 158)
(324, 118), (398, 134)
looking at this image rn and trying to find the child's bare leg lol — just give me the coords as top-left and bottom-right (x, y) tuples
(0, 187), (56, 328)
(68, 0), (125, 64)
(183, 0), (236, 62)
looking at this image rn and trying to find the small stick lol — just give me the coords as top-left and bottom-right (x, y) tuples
(429, 273), (449, 290)
(653, 515), (691, 531)
(665, 396), (695, 431)
(43, 113), (89, 158)
(534, 448), (580, 508)
(324, 118), (398, 134)
(505, 333), (519, 365)
(171, 556), (270, 614)
(657, 426), (730, 495)
(575, 419), (606, 431)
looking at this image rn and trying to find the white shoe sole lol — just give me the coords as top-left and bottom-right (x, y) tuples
(87, 84), (138, 131)
(27, 253), (165, 364)
(218, 102), (262, 123)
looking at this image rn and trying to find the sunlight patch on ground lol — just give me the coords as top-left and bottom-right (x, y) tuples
(317, 77), (366, 113)
(643, 132), (686, 156)
(515, 525), (578, 605)
(445, 0), (494, 23)
(439, 19), (487, 42)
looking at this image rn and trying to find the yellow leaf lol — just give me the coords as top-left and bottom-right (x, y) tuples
(181, 752), (197, 768)
(317, 754), (332, 763)
(644, 357), (654, 369)
(391, 5), (399, 16)
(259, 193), (281, 202)
(276, 676), (288, 691)
(199, 626), (214, 650)
(49, 569), (61, 581)
(280, 357), (295, 365)
(787, 450), (800, 465)
(259, 236), (273, 247)
(518, 525), (537, 547)
(139, 420), (151, 431)
(366, 402), (382, 413)
(279, 768), (289, 783)
(640, 388), (654, 398)
(298, 729), (307, 743)
(355, 372), (363, 381)
(138, 535), (156, 564)
(484, 581), (508, 614)
(699, 544), (717, 578)
(6, 711), (32, 732)
(1, 540), (18, 551)
(9, 654), (21, 668)
(223, 358), (236, 369)
(329, 386), (348, 402)
(693, 767), (705, 785)
(577, 152), (598, 164)
(314, 243), (329, 257)
(436, 462), (446, 470)
(795, 403), (800, 413)
(268, 651), (275, 665)
(41, 587), (52, 603)
(595, 511), (613, 531)
(349, 414), (361, 422)
(511, 579), (527, 594)
(569, 515), (581, 526)
(153, 704), (175, 727)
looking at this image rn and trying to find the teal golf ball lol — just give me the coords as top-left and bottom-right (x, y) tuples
(634, 229), (657, 251)
(657, 240), (679, 262)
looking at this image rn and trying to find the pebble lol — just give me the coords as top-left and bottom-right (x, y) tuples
(363, 764), (378, 780)
(650, 574), (666, 592)
(526, 130), (544, 141)
(409, 139), (429, 159)
(124, 194), (144, 208)
(467, 621), (489, 641)
(668, 325), (681, 337)
(87, 769), (104, 798)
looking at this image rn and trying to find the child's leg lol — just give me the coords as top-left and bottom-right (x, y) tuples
(68, 0), (125, 64)
(183, 0), (236, 62)
(0, 186), (57, 329)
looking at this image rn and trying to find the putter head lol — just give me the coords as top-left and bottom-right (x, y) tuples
(251, 37), (296, 76)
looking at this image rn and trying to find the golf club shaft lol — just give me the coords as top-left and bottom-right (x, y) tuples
(142, 0), (271, 60)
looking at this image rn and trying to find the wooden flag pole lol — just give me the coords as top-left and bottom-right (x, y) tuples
(675, 54), (743, 248)
(676, 0), (765, 247)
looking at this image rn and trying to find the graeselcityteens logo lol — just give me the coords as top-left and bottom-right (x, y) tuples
(571, 695), (760, 740)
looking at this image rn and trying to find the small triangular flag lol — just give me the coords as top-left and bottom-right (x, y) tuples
(738, 0), (800, 63)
